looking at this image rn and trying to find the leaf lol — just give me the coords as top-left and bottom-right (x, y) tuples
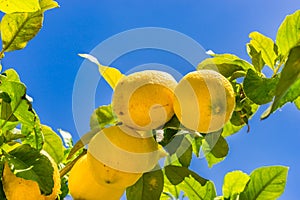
(294, 96), (300, 110)
(39, 0), (59, 11)
(162, 173), (180, 199)
(177, 140), (192, 168)
(221, 121), (243, 137)
(90, 104), (117, 130)
(165, 165), (208, 186)
(5, 144), (55, 195)
(58, 129), (73, 148)
(0, 0), (40, 13)
(191, 136), (202, 157)
(243, 69), (280, 105)
(180, 176), (216, 200)
(42, 125), (65, 164)
(0, 12), (43, 53)
(248, 31), (278, 69)
(197, 53), (253, 78)
(222, 170), (250, 199)
(21, 122), (44, 151)
(247, 44), (265, 72)
(261, 46), (300, 119)
(126, 169), (164, 200)
(78, 54), (125, 90)
(240, 166), (288, 200)
(276, 10), (300, 57)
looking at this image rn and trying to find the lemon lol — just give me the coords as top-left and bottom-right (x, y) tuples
(173, 70), (235, 133)
(69, 154), (125, 200)
(112, 70), (177, 130)
(2, 151), (61, 200)
(87, 125), (166, 188)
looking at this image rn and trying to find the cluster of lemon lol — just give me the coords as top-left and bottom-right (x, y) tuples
(69, 69), (235, 200)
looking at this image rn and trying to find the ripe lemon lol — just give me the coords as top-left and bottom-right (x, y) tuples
(173, 70), (235, 133)
(69, 154), (125, 200)
(2, 151), (61, 200)
(87, 125), (166, 188)
(112, 70), (177, 130)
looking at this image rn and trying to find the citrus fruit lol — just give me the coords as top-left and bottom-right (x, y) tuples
(173, 70), (235, 133)
(87, 125), (166, 188)
(68, 154), (125, 200)
(2, 151), (61, 200)
(112, 70), (177, 130)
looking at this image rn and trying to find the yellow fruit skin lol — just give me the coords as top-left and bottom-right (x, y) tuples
(2, 151), (61, 200)
(69, 155), (125, 200)
(87, 125), (165, 188)
(112, 70), (177, 130)
(173, 70), (235, 133)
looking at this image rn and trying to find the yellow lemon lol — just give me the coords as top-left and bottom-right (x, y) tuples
(87, 125), (166, 188)
(2, 151), (61, 200)
(112, 70), (177, 130)
(68, 154), (125, 200)
(173, 70), (235, 133)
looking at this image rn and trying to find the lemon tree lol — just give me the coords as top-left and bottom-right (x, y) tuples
(0, 1), (299, 200)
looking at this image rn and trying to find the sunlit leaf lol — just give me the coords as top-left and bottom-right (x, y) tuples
(294, 96), (300, 110)
(262, 46), (300, 119)
(180, 176), (216, 200)
(221, 121), (243, 137)
(177, 140), (192, 168)
(276, 10), (300, 57)
(90, 104), (117, 130)
(0, 0), (40, 13)
(222, 170), (250, 199)
(1, 12), (43, 52)
(197, 53), (253, 78)
(5, 144), (54, 195)
(127, 169), (164, 200)
(78, 53), (125, 90)
(42, 125), (65, 164)
(243, 69), (280, 105)
(39, 0), (59, 11)
(248, 31), (278, 69)
(240, 166), (288, 200)
(247, 44), (265, 72)
(162, 173), (180, 199)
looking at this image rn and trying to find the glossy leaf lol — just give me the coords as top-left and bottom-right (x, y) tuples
(126, 169), (164, 200)
(222, 170), (250, 199)
(0, 0), (40, 13)
(243, 69), (280, 105)
(42, 125), (65, 164)
(161, 173), (180, 199)
(262, 46), (300, 119)
(90, 104), (117, 130)
(247, 44), (265, 72)
(180, 176), (216, 200)
(5, 144), (54, 195)
(78, 54), (125, 90)
(294, 96), (300, 110)
(1, 12), (43, 52)
(276, 10), (300, 57)
(240, 166), (288, 200)
(221, 121), (243, 138)
(39, 0), (59, 11)
(248, 31), (278, 69)
(197, 53), (253, 78)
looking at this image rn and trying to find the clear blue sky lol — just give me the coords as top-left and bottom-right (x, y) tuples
(2, 1), (300, 199)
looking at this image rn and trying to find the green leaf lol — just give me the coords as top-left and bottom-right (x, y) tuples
(42, 125), (64, 164)
(79, 54), (125, 90)
(21, 122), (44, 151)
(0, 0), (40, 13)
(180, 176), (216, 200)
(240, 166), (288, 200)
(177, 140), (192, 168)
(165, 165), (208, 186)
(39, 0), (59, 11)
(243, 69), (280, 105)
(276, 10), (300, 57)
(127, 169), (164, 200)
(197, 53), (253, 78)
(294, 96), (300, 110)
(5, 144), (55, 195)
(248, 31), (278, 69)
(191, 136), (202, 157)
(161, 173), (180, 199)
(90, 104), (117, 130)
(0, 12), (43, 53)
(203, 131), (228, 159)
(222, 170), (250, 199)
(221, 121), (243, 137)
(247, 44), (265, 72)
(261, 46), (300, 119)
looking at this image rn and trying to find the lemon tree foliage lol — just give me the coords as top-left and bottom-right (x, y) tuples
(0, 0), (298, 199)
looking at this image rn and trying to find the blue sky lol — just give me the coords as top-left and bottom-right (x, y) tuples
(2, 1), (300, 199)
